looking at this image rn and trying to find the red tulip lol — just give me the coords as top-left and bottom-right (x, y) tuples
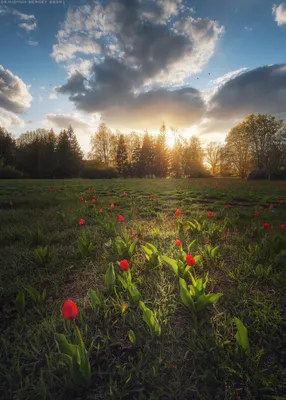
(175, 240), (182, 247)
(99, 208), (103, 213)
(269, 204), (273, 209)
(79, 196), (84, 202)
(62, 299), (78, 320)
(92, 199), (95, 204)
(224, 205), (229, 209)
(119, 259), (129, 271)
(78, 218), (85, 225)
(207, 211), (213, 218)
(281, 224), (286, 230)
(118, 215), (125, 222)
(48, 187), (51, 191)
(263, 222), (270, 229)
(92, 195), (96, 199)
(254, 211), (259, 217)
(110, 203), (115, 209)
(174, 209), (182, 217)
(185, 255), (196, 267)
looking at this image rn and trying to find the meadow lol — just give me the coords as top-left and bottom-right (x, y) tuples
(0, 178), (286, 400)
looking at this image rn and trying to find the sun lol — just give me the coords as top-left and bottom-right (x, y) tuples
(166, 131), (175, 148)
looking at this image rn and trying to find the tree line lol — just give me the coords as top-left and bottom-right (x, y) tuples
(1, 113), (286, 179)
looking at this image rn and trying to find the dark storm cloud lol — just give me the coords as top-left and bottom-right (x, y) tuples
(208, 64), (286, 120)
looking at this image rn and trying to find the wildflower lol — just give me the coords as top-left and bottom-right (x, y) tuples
(62, 299), (78, 320)
(93, 190), (96, 193)
(263, 222), (270, 229)
(207, 211), (213, 218)
(174, 209), (182, 217)
(175, 239), (182, 247)
(92, 195), (96, 199)
(254, 211), (260, 217)
(185, 255), (196, 267)
(118, 215), (125, 222)
(92, 199), (95, 204)
(119, 259), (129, 271)
(78, 218), (85, 225)
(224, 205), (229, 209)
(259, 206), (263, 210)
(269, 204), (273, 209)
(64, 185), (67, 189)
(48, 187), (51, 191)
(281, 224), (286, 230)
(99, 208), (103, 213)
(79, 196), (84, 202)
(121, 303), (129, 313)
(110, 203), (115, 209)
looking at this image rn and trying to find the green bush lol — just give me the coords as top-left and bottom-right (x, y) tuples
(0, 165), (25, 179)
(80, 166), (118, 179)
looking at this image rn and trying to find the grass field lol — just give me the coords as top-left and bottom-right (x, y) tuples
(1, 178), (286, 400)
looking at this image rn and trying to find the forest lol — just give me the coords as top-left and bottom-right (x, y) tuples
(1, 113), (286, 180)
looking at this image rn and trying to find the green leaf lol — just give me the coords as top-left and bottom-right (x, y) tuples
(105, 263), (116, 292)
(179, 278), (195, 313)
(117, 274), (128, 289)
(161, 256), (179, 276)
(128, 284), (141, 303)
(187, 239), (197, 253)
(55, 333), (77, 359)
(24, 285), (39, 303)
(139, 301), (161, 337)
(15, 291), (25, 315)
(128, 239), (139, 258)
(128, 330), (136, 344)
(234, 317), (250, 355)
(88, 288), (101, 312)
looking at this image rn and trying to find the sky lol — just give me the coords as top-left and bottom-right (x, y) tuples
(1, 0), (286, 153)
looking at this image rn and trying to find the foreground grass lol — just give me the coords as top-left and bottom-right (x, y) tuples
(0, 178), (286, 399)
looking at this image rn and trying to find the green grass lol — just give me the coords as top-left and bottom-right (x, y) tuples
(0, 178), (286, 399)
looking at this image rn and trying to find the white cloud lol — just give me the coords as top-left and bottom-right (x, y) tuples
(272, 3), (286, 25)
(45, 113), (95, 130)
(0, 107), (25, 128)
(0, 6), (37, 31)
(210, 67), (248, 87)
(39, 95), (43, 103)
(49, 92), (58, 99)
(39, 86), (46, 90)
(244, 26), (252, 31)
(27, 40), (39, 46)
(0, 64), (32, 114)
(51, 0), (224, 88)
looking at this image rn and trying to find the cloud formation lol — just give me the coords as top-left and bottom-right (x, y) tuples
(272, 3), (286, 25)
(45, 113), (93, 130)
(103, 88), (205, 130)
(0, 108), (25, 128)
(0, 6), (37, 31)
(53, 0), (224, 127)
(0, 65), (32, 114)
(208, 64), (286, 120)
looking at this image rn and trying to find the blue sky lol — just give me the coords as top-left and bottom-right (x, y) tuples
(0, 0), (286, 152)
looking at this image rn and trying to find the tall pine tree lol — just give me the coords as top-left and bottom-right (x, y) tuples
(154, 123), (169, 177)
(116, 134), (129, 177)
